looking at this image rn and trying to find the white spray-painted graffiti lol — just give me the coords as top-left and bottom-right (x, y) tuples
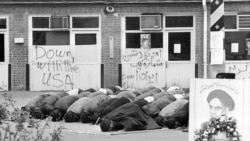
(122, 49), (165, 89)
(0, 63), (8, 91)
(225, 63), (250, 79)
(33, 46), (80, 90)
(0, 81), (7, 91)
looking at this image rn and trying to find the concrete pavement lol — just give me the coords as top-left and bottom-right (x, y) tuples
(0, 91), (188, 141)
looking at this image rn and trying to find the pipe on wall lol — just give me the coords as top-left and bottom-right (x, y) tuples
(202, 0), (208, 78)
(0, 1), (205, 5)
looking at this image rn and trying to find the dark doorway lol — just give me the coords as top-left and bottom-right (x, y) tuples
(0, 34), (4, 62)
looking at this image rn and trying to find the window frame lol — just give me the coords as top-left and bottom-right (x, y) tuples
(29, 15), (101, 63)
(31, 15), (51, 30)
(30, 15), (101, 46)
(124, 15), (164, 49)
(122, 14), (195, 63)
(164, 14), (195, 63)
(32, 17), (50, 29)
(165, 29), (194, 63)
(70, 15), (100, 31)
(0, 18), (7, 29)
(71, 31), (100, 64)
(75, 33), (97, 45)
(164, 15), (194, 30)
(0, 16), (9, 63)
(32, 30), (70, 46)
(31, 15), (70, 45)
(167, 31), (192, 61)
(224, 13), (238, 32)
(224, 12), (250, 62)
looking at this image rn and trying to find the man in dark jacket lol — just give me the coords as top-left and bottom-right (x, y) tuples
(142, 94), (176, 118)
(89, 96), (132, 124)
(50, 95), (79, 121)
(26, 91), (68, 119)
(79, 94), (110, 123)
(99, 96), (161, 132)
(155, 99), (189, 129)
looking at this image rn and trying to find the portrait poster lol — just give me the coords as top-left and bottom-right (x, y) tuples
(189, 78), (250, 141)
(141, 34), (151, 49)
(246, 38), (250, 55)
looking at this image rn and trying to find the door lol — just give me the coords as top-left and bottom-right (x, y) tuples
(165, 30), (195, 88)
(121, 32), (166, 89)
(0, 32), (8, 91)
(72, 31), (101, 89)
(29, 15), (101, 91)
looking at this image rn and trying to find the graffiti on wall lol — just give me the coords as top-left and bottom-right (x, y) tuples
(0, 63), (8, 91)
(122, 49), (165, 89)
(33, 46), (80, 90)
(0, 81), (7, 91)
(225, 63), (250, 79)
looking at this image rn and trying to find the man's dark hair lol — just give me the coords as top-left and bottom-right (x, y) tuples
(40, 103), (55, 116)
(50, 109), (63, 122)
(100, 118), (111, 132)
(64, 111), (80, 122)
(165, 119), (177, 129)
(207, 89), (235, 111)
(30, 106), (45, 119)
(154, 116), (165, 127)
(80, 111), (92, 123)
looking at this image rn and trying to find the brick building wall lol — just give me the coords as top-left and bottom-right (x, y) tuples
(5, 6), (29, 90)
(0, 2), (214, 90)
(101, 3), (205, 87)
(1, 2), (205, 90)
(101, 11), (121, 88)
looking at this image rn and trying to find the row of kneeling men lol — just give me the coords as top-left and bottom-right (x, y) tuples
(22, 86), (189, 132)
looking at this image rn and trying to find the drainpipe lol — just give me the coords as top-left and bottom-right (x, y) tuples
(202, 0), (208, 78)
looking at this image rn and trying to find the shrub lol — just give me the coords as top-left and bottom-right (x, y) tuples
(0, 92), (64, 141)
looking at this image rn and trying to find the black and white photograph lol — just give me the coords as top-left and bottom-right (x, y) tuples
(0, 0), (249, 141)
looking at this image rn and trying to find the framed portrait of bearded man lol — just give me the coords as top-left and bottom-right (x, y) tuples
(189, 78), (250, 141)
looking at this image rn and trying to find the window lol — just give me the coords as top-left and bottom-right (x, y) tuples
(225, 32), (250, 60)
(33, 31), (69, 45)
(224, 15), (237, 29)
(125, 16), (163, 49)
(168, 32), (191, 61)
(72, 17), (99, 28)
(0, 18), (6, 62)
(126, 33), (163, 48)
(32, 17), (49, 28)
(165, 16), (193, 28)
(0, 19), (6, 29)
(32, 16), (100, 46)
(75, 34), (96, 45)
(50, 16), (69, 29)
(126, 33), (140, 48)
(126, 17), (140, 30)
(224, 13), (250, 61)
(32, 16), (69, 29)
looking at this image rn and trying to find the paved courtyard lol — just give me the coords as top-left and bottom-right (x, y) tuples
(0, 91), (188, 141)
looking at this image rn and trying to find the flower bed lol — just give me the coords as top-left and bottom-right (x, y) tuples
(195, 116), (240, 141)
